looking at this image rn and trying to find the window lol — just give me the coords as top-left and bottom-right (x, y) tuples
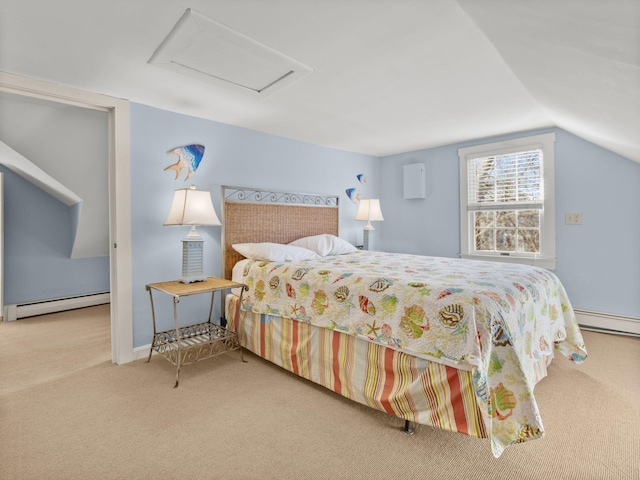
(459, 133), (556, 269)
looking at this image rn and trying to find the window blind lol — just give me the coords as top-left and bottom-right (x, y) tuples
(467, 149), (543, 210)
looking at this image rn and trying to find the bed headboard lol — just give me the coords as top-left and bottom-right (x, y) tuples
(221, 185), (340, 281)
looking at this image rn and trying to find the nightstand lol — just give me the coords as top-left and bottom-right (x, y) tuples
(145, 276), (248, 387)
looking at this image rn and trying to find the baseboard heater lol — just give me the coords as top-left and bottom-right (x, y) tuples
(3, 292), (110, 321)
(575, 309), (640, 338)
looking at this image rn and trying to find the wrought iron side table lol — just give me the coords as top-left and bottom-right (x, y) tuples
(145, 277), (248, 387)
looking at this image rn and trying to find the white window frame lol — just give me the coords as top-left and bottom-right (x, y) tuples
(459, 132), (556, 270)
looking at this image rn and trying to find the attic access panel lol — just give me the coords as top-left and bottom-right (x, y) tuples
(148, 9), (312, 98)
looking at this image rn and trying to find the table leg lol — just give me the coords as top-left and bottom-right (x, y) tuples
(207, 290), (215, 342)
(237, 286), (248, 363)
(173, 295), (181, 388)
(146, 288), (157, 363)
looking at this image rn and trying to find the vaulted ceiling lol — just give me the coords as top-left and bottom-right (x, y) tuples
(1, 0), (638, 162)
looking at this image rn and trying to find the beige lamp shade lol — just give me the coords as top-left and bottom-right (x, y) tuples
(163, 186), (221, 227)
(355, 199), (384, 230)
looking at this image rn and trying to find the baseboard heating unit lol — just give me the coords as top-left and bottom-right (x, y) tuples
(575, 309), (640, 338)
(3, 292), (110, 321)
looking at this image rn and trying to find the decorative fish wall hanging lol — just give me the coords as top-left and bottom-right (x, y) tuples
(164, 144), (205, 180)
(346, 188), (361, 203)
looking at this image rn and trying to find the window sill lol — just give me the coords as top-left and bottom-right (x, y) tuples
(460, 254), (557, 271)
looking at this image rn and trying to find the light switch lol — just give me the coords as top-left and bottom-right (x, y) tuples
(565, 212), (582, 225)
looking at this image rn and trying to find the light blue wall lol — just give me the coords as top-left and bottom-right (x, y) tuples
(378, 128), (640, 318)
(129, 103), (380, 348)
(377, 141), (462, 258)
(1, 167), (111, 304)
(554, 131), (640, 317)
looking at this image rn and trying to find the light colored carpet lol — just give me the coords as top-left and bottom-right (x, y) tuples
(1, 305), (638, 479)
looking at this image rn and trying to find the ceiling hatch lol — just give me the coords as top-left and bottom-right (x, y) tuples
(148, 9), (312, 98)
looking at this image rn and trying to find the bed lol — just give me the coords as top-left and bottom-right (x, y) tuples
(220, 185), (587, 458)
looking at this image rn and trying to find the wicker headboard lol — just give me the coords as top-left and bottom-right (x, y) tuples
(221, 186), (340, 281)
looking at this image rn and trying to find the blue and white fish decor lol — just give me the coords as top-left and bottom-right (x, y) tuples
(164, 144), (205, 180)
(357, 174), (366, 184)
(346, 188), (361, 203)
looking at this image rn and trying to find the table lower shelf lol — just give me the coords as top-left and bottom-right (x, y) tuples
(150, 322), (242, 378)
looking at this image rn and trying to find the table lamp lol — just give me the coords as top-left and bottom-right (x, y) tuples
(355, 198), (384, 250)
(164, 185), (221, 283)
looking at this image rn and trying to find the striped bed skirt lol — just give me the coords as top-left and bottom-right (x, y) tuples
(227, 295), (487, 439)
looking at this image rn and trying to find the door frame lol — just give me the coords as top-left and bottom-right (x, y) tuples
(0, 71), (133, 364)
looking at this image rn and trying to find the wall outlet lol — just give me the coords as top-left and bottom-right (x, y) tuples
(565, 212), (582, 225)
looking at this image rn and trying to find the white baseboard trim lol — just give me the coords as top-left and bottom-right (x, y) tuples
(3, 292), (110, 321)
(133, 344), (152, 362)
(575, 309), (640, 337)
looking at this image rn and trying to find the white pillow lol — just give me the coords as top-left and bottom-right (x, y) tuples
(232, 243), (320, 262)
(289, 234), (357, 257)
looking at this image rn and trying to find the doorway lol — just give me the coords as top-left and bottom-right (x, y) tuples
(0, 71), (132, 364)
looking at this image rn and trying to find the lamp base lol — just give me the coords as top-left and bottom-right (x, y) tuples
(363, 229), (374, 251)
(180, 238), (207, 284)
(180, 274), (207, 284)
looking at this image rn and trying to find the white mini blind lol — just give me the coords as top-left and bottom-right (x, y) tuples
(468, 149), (543, 210)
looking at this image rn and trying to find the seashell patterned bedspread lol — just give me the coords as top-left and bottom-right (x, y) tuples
(238, 250), (587, 457)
